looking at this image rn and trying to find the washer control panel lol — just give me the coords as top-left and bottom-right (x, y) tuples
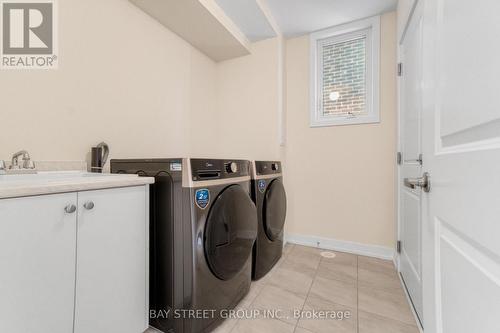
(255, 161), (282, 176)
(191, 159), (250, 181)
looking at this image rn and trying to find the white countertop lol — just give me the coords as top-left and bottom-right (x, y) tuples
(0, 171), (155, 199)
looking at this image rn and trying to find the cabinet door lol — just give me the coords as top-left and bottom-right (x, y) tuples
(74, 186), (148, 333)
(0, 193), (77, 333)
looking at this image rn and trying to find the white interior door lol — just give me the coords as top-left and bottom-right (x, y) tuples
(421, 0), (500, 332)
(399, 0), (424, 324)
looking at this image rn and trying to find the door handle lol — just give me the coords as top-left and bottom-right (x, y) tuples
(404, 172), (431, 192)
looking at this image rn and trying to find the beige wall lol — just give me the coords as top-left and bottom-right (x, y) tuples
(0, 0), (396, 250)
(0, 0), (281, 166)
(0, 0), (214, 164)
(213, 38), (281, 160)
(284, 12), (397, 248)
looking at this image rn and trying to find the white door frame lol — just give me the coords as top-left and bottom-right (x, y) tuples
(396, 0), (424, 331)
(396, 0), (420, 270)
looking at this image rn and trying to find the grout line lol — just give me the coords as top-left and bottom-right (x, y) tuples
(230, 278), (268, 333)
(357, 258), (422, 329)
(232, 250), (292, 332)
(359, 308), (420, 328)
(290, 244), (304, 333)
(292, 254), (321, 332)
(302, 247), (360, 287)
(276, 246), (310, 329)
(249, 280), (268, 307)
(264, 245), (320, 330)
(228, 319), (238, 333)
(354, 275), (422, 328)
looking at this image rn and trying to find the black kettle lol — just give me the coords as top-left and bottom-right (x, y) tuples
(90, 142), (109, 173)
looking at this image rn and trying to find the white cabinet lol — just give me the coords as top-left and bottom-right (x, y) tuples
(0, 186), (149, 333)
(0, 193), (78, 333)
(74, 187), (147, 333)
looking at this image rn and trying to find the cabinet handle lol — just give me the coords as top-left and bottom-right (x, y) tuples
(64, 204), (77, 214)
(83, 201), (95, 210)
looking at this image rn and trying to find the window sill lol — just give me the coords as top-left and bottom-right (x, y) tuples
(310, 115), (380, 127)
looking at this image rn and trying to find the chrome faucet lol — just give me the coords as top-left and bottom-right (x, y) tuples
(10, 150), (35, 170)
(0, 160), (6, 174)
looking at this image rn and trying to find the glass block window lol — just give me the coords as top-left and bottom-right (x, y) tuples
(310, 17), (380, 127)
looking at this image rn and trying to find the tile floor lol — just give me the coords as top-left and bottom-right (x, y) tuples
(146, 244), (421, 333)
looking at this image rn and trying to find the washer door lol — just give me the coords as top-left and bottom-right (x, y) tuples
(263, 179), (287, 241)
(204, 185), (257, 280)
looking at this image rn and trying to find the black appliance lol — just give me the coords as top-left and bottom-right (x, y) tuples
(111, 158), (257, 333)
(251, 161), (287, 280)
(90, 142), (109, 173)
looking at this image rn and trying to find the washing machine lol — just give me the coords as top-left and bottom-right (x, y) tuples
(110, 158), (257, 333)
(251, 161), (287, 280)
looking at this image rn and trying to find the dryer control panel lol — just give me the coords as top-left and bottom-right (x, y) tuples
(191, 159), (250, 181)
(254, 161), (282, 176)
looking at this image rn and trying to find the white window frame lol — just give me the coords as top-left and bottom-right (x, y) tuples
(310, 16), (380, 127)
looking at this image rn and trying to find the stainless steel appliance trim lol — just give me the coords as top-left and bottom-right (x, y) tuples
(184, 176), (251, 188)
(181, 158), (251, 188)
(182, 158), (192, 188)
(251, 160), (257, 178)
(253, 173), (283, 180)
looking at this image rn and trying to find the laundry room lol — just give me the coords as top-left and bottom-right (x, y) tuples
(1, 0), (498, 333)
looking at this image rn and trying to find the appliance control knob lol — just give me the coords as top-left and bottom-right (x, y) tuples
(226, 162), (238, 174)
(272, 163), (279, 171)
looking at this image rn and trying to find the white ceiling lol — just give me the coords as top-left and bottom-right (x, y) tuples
(218, 0), (398, 41)
(215, 0), (277, 42)
(267, 0), (397, 37)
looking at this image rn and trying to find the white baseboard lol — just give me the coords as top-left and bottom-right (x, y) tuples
(285, 233), (395, 261)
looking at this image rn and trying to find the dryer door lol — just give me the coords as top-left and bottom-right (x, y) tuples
(204, 185), (257, 280)
(263, 179), (287, 241)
